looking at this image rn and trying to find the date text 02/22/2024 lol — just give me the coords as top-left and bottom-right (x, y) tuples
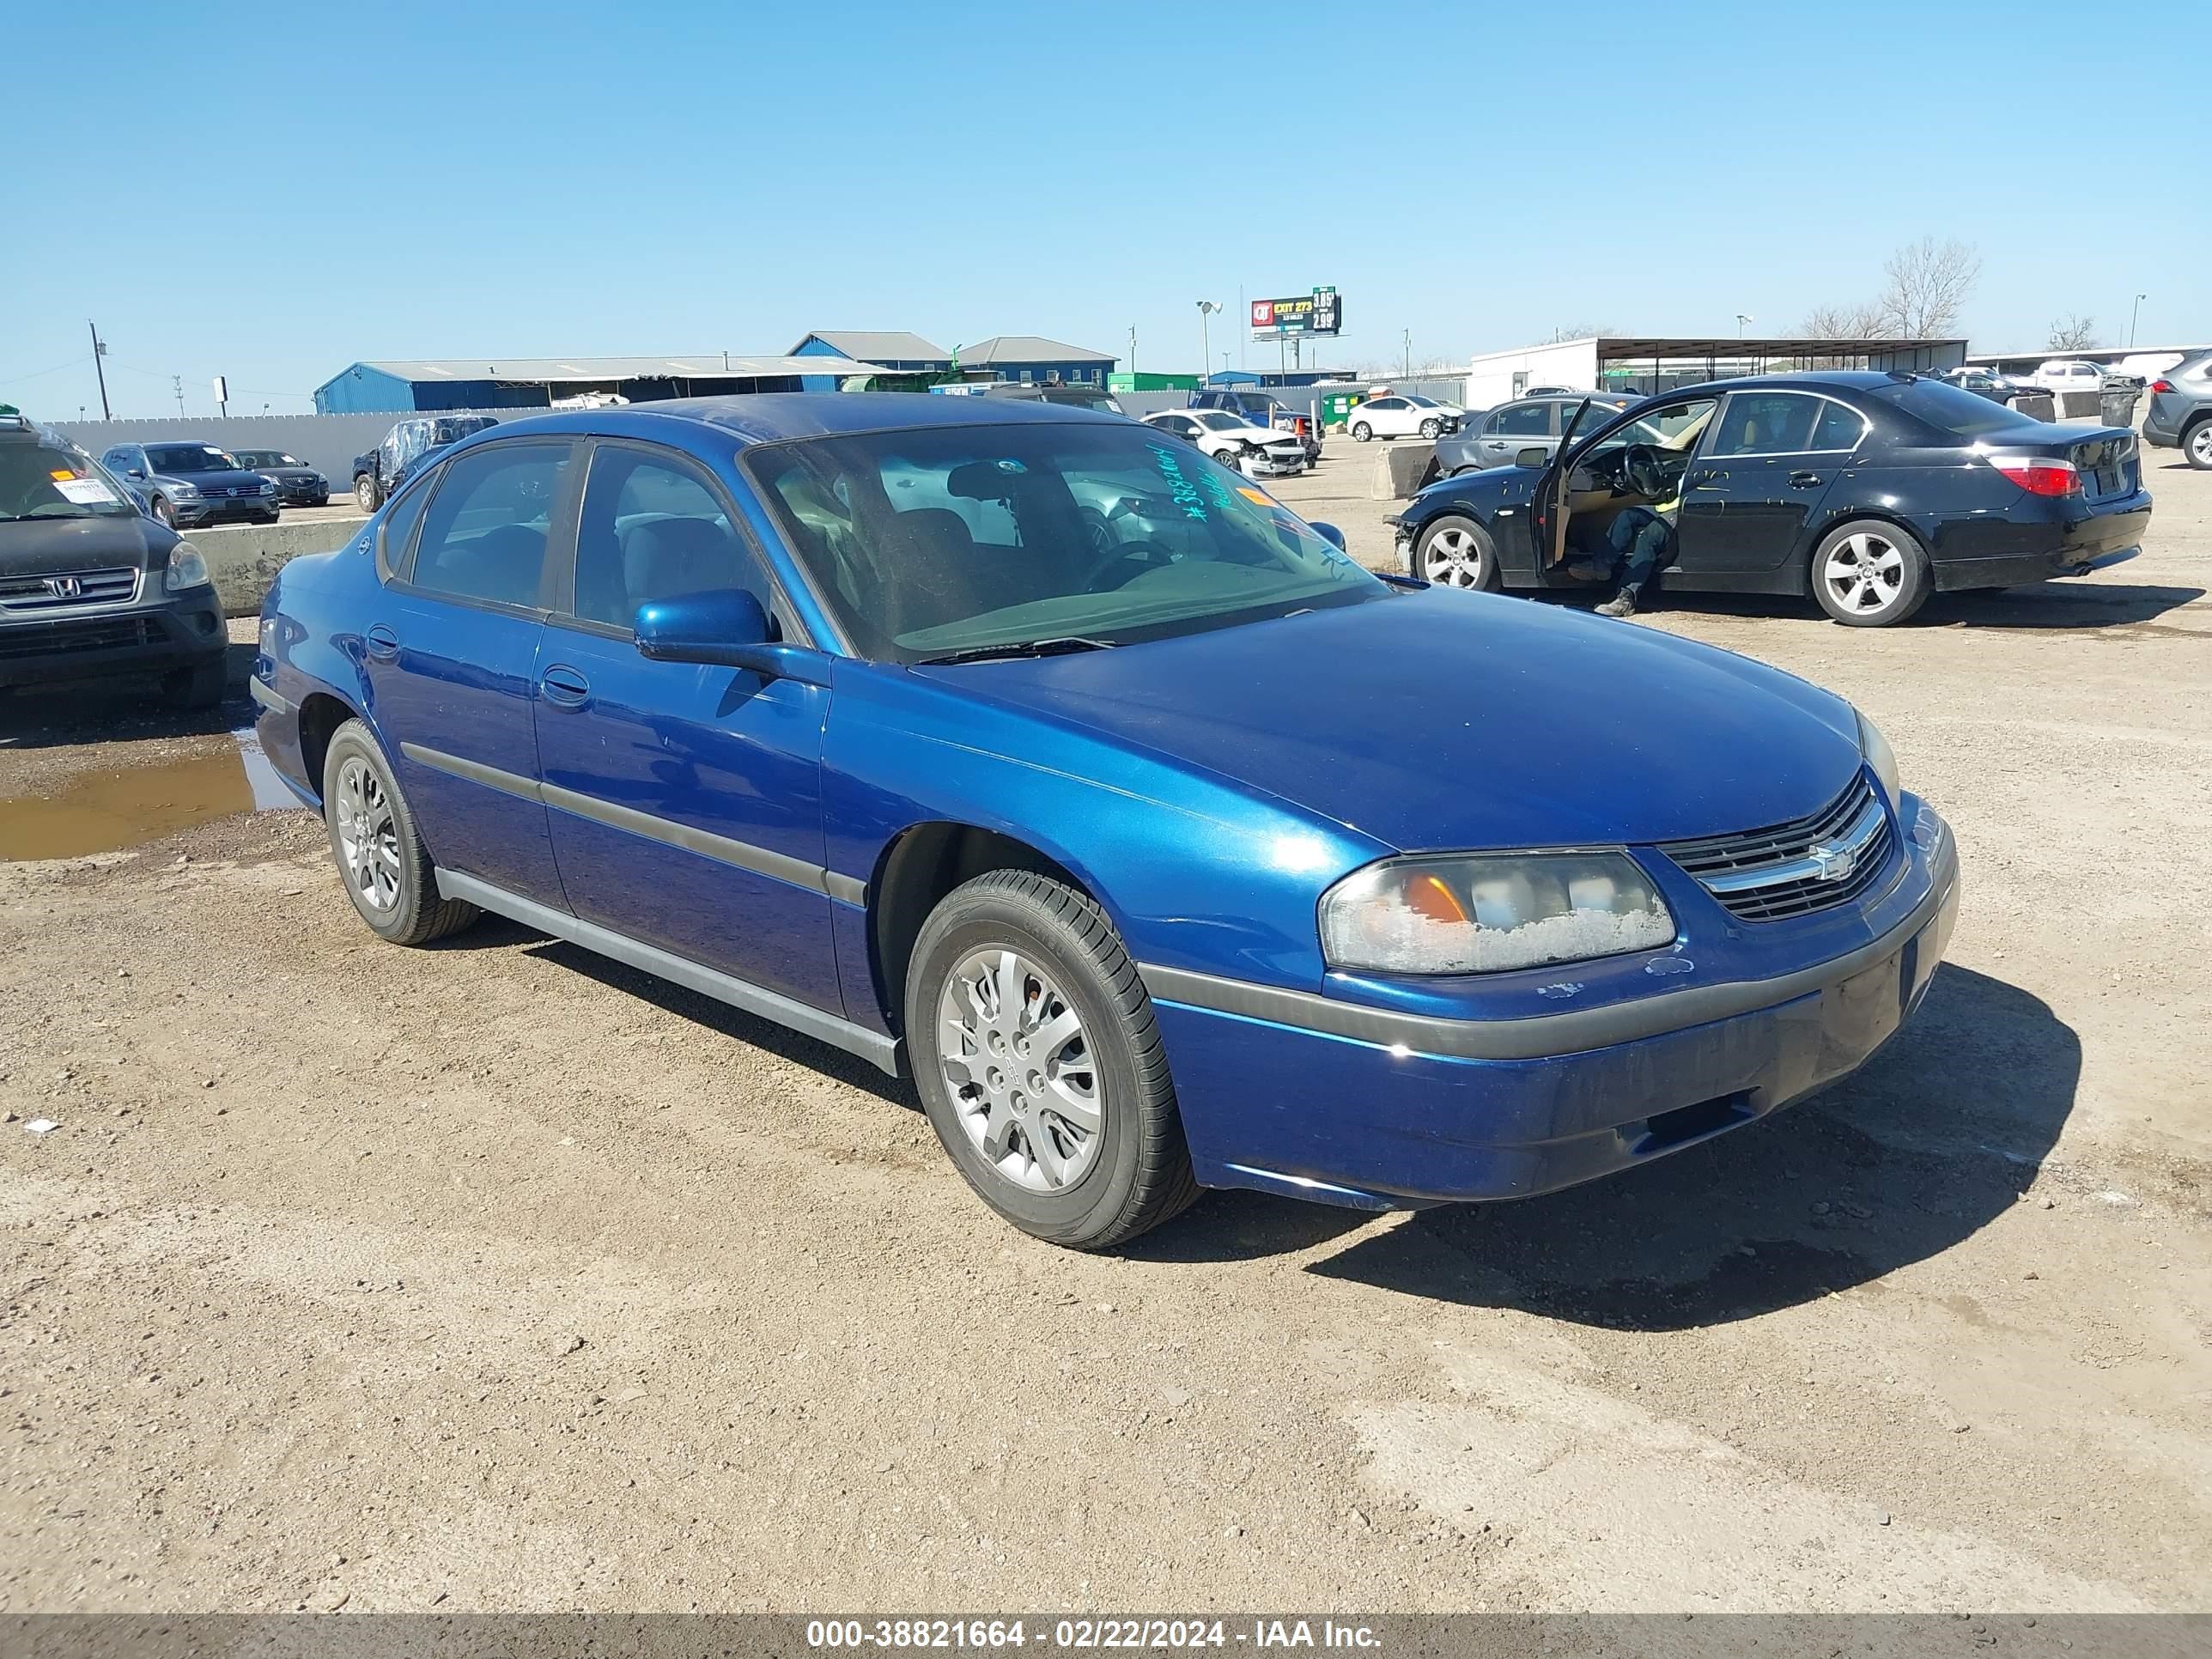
(804, 1620), (1382, 1650)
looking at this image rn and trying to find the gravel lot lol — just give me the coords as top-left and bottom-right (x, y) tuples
(2, 452), (2208, 1614)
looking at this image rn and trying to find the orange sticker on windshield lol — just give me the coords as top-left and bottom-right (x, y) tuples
(1237, 487), (1274, 506)
(50, 469), (76, 480)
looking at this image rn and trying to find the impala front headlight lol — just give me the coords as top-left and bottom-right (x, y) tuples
(1857, 710), (1900, 809)
(1319, 851), (1676, 976)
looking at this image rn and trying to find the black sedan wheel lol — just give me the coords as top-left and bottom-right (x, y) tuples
(907, 871), (1199, 1250)
(1415, 514), (1500, 591)
(1810, 520), (1931, 627)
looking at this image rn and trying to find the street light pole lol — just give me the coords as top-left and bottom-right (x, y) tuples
(1197, 301), (1219, 386)
(1735, 313), (1753, 337)
(1128, 325), (1137, 378)
(2130, 294), (2147, 347)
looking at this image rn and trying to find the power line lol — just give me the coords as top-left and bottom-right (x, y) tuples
(0, 355), (88, 386)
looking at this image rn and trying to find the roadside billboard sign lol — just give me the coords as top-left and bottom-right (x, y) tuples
(1250, 288), (1341, 339)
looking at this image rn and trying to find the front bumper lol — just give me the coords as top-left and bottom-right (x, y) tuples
(1146, 800), (1960, 1209)
(172, 497), (278, 525)
(0, 588), (227, 688)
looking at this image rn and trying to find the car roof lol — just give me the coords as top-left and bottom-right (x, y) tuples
(443, 392), (1128, 451)
(1622, 369), (1930, 402)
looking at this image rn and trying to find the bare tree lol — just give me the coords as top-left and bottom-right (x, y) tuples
(2047, 313), (2100, 351)
(1549, 323), (1619, 343)
(1799, 301), (1886, 341)
(1876, 236), (1980, 337)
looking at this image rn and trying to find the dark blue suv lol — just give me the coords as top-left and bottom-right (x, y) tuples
(256, 396), (1958, 1248)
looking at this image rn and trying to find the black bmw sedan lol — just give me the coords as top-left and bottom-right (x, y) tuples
(1391, 371), (2151, 626)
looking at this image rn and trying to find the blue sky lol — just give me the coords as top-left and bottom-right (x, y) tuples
(5, 0), (2204, 417)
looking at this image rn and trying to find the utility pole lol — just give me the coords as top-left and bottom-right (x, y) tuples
(1402, 330), (1412, 378)
(2130, 294), (2147, 347)
(88, 321), (112, 420)
(1128, 325), (1137, 378)
(171, 376), (185, 416)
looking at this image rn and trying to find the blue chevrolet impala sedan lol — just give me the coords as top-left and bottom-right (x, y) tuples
(252, 395), (1960, 1249)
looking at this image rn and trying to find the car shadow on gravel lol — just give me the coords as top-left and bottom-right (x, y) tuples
(1276, 963), (2081, 1327)
(440, 919), (915, 1107)
(1606, 583), (2204, 631)
(0, 642), (255, 749)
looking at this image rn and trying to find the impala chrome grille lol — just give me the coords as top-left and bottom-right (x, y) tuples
(0, 567), (139, 614)
(1661, 772), (1894, 923)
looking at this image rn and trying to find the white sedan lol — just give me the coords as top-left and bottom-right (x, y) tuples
(1346, 393), (1462, 441)
(1142, 411), (1307, 476)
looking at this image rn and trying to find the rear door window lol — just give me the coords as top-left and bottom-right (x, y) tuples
(1809, 400), (1869, 452)
(408, 441), (576, 611)
(1710, 392), (1821, 456)
(1490, 403), (1549, 436)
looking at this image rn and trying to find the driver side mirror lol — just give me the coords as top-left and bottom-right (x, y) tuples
(1309, 522), (1347, 552)
(634, 588), (830, 686)
(1515, 447), (1550, 469)
(125, 466), (146, 479)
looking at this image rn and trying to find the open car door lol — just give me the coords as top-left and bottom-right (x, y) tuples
(1533, 398), (1595, 569)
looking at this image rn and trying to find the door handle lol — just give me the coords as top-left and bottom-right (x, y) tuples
(364, 623), (398, 662)
(1788, 471), (1826, 489)
(539, 664), (591, 708)
(1687, 469), (1726, 488)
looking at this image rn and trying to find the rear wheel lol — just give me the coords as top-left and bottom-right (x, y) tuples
(1352, 422), (1373, 442)
(906, 871), (1200, 1250)
(320, 720), (480, 945)
(1810, 520), (1930, 627)
(2185, 417), (2212, 471)
(1416, 514), (1500, 591)
(355, 474), (383, 513)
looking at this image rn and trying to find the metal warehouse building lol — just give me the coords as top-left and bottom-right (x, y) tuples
(1465, 335), (1967, 407)
(313, 351), (890, 414)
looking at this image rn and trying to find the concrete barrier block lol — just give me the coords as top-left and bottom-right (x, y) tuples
(1370, 441), (1437, 501)
(191, 516), (368, 617)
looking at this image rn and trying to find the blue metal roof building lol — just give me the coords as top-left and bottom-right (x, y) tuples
(313, 351), (889, 414)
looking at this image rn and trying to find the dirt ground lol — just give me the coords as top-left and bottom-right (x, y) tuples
(2, 455), (2208, 1615)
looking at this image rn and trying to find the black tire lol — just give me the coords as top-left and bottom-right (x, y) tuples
(1809, 519), (1931, 627)
(1419, 417), (1442, 439)
(1450, 465), (1479, 477)
(905, 871), (1200, 1250)
(151, 495), (175, 526)
(2185, 416), (2212, 471)
(355, 474), (383, 513)
(166, 659), (227, 709)
(1352, 421), (1373, 442)
(1413, 513), (1501, 591)
(320, 720), (480, 946)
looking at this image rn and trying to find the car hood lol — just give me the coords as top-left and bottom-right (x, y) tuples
(0, 511), (173, 576)
(258, 465), (322, 480)
(924, 591), (1863, 850)
(156, 468), (270, 489)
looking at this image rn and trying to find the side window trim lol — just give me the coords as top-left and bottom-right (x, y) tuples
(374, 465), (441, 584)
(1711, 391), (1866, 459)
(547, 436), (812, 647)
(385, 436), (584, 621)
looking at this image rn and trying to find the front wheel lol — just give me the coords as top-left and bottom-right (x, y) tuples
(1415, 514), (1500, 591)
(355, 474), (383, 513)
(320, 720), (480, 945)
(152, 496), (175, 527)
(906, 871), (1200, 1250)
(1419, 417), (1442, 439)
(2185, 418), (2212, 471)
(1352, 422), (1373, 442)
(1810, 520), (1930, 627)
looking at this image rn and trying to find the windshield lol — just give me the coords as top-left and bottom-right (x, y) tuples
(1872, 378), (2035, 440)
(429, 417), (496, 445)
(748, 422), (1384, 663)
(147, 444), (241, 474)
(1, 437), (141, 521)
(237, 451), (304, 467)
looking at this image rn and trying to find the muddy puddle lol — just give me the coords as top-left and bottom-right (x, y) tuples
(0, 731), (301, 860)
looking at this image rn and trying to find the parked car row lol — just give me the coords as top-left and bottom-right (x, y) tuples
(252, 392), (1964, 1250)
